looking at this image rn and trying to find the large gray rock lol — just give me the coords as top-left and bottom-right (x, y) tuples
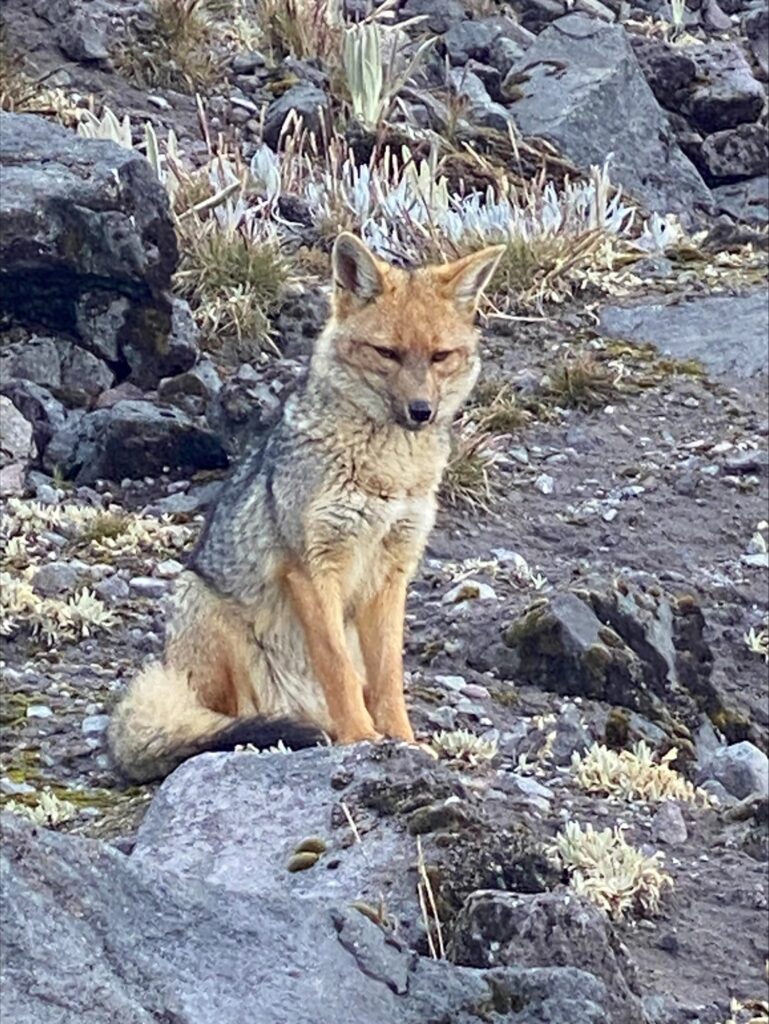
(0, 394), (34, 495)
(0, 112), (190, 387)
(504, 14), (712, 219)
(131, 745), (435, 925)
(713, 176), (769, 225)
(449, 890), (646, 1024)
(699, 123), (769, 183)
(1, 811), (612, 1023)
(683, 42), (765, 133)
(263, 85), (330, 149)
(599, 290), (769, 378)
(44, 399), (228, 483)
(503, 583), (719, 737)
(699, 741), (769, 799)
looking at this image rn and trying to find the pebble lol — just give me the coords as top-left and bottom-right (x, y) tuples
(155, 559), (184, 579)
(0, 778), (36, 796)
(129, 576), (168, 600)
(442, 580), (497, 604)
(31, 562), (83, 597)
(26, 705), (53, 719)
(95, 576), (130, 604)
(81, 714), (110, 736)
(650, 801), (688, 845)
(461, 683), (491, 700)
(434, 674), (467, 691)
(534, 473), (554, 495)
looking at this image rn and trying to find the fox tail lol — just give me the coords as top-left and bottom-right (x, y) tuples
(108, 661), (324, 783)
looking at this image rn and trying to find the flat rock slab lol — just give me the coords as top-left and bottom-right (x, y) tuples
(131, 745), (429, 927)
(599, 291), (769, 377)
(1, 810), (612, 1024)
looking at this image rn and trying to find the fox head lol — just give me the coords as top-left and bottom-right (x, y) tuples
(312, 233), (504, 432)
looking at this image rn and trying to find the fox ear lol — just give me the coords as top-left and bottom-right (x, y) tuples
(434, 245), (506, 315)
(332, 233), (384, 304)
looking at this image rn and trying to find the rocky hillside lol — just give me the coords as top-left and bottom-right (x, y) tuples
(0, 1), (767, 1022)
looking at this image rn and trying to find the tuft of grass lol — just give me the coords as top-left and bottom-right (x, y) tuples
(430, 729), (498, 767)
(544, 351), (622, 411)
(572, 741), (713, 806)
(255, 0), (343, 62)
(175, 218), (288, 358)
(80, 512), (130, 545)
(547, 820), (673, 920)
(441, 419), (504, 512)
(114, 0), (220, 92)
(470, 381), (532, 433)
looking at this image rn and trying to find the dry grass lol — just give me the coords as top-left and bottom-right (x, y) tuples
(441, 418), (505, 512)
(255, 0), (343, 62)
(469, 380), (534, 433)
(114, 0), (220, 92)
(175, 218), (288, 357)
(544, 351), (623, 411)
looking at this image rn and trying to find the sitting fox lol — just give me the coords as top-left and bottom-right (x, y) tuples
(108, 233), (504, 782)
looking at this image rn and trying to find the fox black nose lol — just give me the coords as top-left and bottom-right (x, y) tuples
(408, 400), (432, 424)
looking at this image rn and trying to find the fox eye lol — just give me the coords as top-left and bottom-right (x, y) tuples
(373, 345), (401, 362)
(431, 350), (451, 363)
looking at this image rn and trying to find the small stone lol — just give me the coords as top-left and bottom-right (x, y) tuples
(287, 851), (320, 872)
(155, 559), (184, 579)
(81, 714), (110, 736)
(129, 576), (168, 600)
(27, 705), (53, 719)
(534, 473), (555, 495)
(442, 580), (497, 604)
(95, 576), (130, 604)
(650, 801), (688, 845)
(32, 561), (81, 597)
(461, 683), (491, 700)
(434, 675), (467, 691)
(0, 778), (36, 796)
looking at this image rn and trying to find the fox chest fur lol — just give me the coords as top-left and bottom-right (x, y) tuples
(190, 394), (451, 612)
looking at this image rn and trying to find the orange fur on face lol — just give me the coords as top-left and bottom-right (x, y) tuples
(325, 243), (504, 430)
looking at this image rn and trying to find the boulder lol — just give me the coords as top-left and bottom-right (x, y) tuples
(699, 123), (769, 183)
(503, 582), (719, 736)
(712, 176), (769, 224)
(263, 85), (330, 149)
(449, 890), (646, 1024)
(43, 400), (228, 483)
(442, 17), (528, 69)
(0, 394), (34, 495)
(629, 35), (697, 111)
(449, 68), (514, 133)
(599, 290), (769, 377)
(1, 813), (613, 1024)
(0, 379), (69, 457)
(699, 741), (769, 800)
(0, 112), (187, 387)
(400, 0), (467, 33)
(683, 42), (765, 133)
(503, 14), (712, 219)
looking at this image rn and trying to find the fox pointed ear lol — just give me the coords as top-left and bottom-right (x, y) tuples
(434, 245), (506, 316)
(332, 233), (384, 304)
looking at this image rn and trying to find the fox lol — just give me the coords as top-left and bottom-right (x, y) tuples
(108, 232), (505, 782)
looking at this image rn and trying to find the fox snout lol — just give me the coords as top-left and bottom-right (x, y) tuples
(395, 396), (435, 431)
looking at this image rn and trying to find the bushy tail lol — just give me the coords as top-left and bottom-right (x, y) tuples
(108, 662), (325, 784)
